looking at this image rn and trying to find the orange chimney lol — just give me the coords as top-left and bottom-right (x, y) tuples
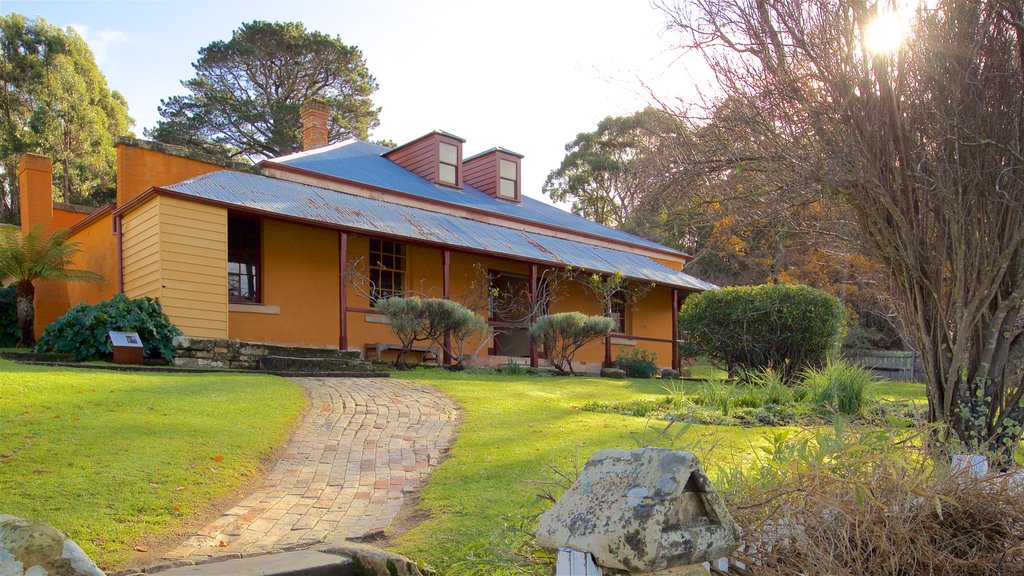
(18, 153), (55, 232)
(300, 100), (331, 151)
(384, 130), (466, 189)
(464, 147), (524, 202)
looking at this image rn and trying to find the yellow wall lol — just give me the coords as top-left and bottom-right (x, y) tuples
(116, 145), (225, 207)
(122, 195), (228, 339)
(229, 220), (340, 347)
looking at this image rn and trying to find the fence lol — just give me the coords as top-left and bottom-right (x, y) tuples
(844, 350), (922, 382)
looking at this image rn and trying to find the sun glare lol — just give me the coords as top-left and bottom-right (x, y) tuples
(865, 13), (907, 54)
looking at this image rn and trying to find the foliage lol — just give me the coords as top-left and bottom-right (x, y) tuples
(0, 360), (304, 569)
(0, 225), (103, 346)
(0, 13), (132, 219)
(375, 296), (487, 368)
(802, 362), (874, 417)
(530, 312), (615, 374)
(616, 347), (658, 378)
(35, 293), (181, 360)
(0, 285), (17, 347)
(678, 284), (845, 381)
(719, 423), (1024, 575)
(658, 0), (1024, 459)
(148, 20), (379, 160)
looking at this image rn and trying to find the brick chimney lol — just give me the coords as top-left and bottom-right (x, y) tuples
(300, 100), (331, 151)
(18, 153), (55, 232)
(464, 147), (524, 202)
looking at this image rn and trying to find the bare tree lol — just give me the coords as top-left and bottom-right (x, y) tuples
(658, 0), (1024, 458)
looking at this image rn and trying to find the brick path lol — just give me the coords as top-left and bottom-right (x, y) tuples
(165, 377), (459, 561)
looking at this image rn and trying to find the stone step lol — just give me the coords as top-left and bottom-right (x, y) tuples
(262, 370), (388, 378)
(253, 345), (361, 361)
(259, 356), (372, 373)
(150, 550), (353, 576)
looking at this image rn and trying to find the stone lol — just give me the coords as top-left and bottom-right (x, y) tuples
(600, 368), (627, 379)
(535, 448), (740, 574)
(660, 368), (680, 380)
(320, 542), (432, 575)
(0, 514), (104, 576)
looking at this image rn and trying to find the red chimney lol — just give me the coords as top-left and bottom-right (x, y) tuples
(464, 147), (524, 202)
(384, 131), (465, 188)
(300, 100), (331, 151)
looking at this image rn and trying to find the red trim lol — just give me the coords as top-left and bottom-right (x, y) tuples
(115, 214), (124, 293)
(116, 187), (704, 291)
(672, 289), (681, 372)
(339, 231), (348, 350)
(529, 264), (538, 369)
(442, 249), (451, 365)
(67, 203), (114, 236)
(346, 306), (376, 314)
(259, 160), (690, 261)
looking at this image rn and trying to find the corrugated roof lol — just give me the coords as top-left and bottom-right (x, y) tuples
(162, 170), (716, 291)
(270, 140), (682, 256)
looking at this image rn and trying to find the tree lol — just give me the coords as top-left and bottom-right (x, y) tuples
(148, 21), (380, 160)
(530, 312), (615, 374)
(0, 14), (132, 221)
(659, 0), (1024, 459)
(0, 225), (102, 347)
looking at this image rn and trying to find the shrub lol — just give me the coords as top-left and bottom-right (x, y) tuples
(0, 285), (17, 347)
(375, 296), (487, 368)
(802, 361), (873, 416)
(530, 312), (614, 374)
(678, 284), (846, 381)
(35, 293), (181, 360)
(616, 347), (658, 378)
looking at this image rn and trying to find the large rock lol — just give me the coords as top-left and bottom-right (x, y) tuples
(0, 515), (104, 576)
(536, 448), (739, 574)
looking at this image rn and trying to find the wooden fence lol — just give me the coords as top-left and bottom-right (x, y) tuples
(843, 350), (922, 382)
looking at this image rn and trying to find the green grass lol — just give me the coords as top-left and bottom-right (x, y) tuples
(389, 368), (819, 571)
(0, 360), (305, 569)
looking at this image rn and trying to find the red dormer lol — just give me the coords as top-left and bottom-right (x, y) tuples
(384, 130), (465, 189)
(464, 147), (524, 203)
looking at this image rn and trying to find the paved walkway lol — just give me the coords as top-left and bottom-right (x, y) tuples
(165, 377), (459, 562)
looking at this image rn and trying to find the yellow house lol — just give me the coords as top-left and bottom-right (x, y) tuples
(19, 107), (713, 372)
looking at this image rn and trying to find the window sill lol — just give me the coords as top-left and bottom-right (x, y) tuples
(610, 336), (636, 346)
(365, 314), (391, 325)
(229, 303), (281, 315)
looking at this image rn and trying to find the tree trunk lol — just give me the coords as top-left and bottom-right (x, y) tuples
(15, 281), (36, 348)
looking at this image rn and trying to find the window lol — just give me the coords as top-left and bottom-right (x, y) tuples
(610, 292), (628, 334)
(369, 239), (406, 304)
(498, 158), (517, 199)
(228, 214), (261, 303)
(438, 142), (458, 185)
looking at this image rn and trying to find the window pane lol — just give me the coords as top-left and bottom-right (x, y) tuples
(499, 178), (516, 198)
(438, 162), (456, 184)
(228, 214), (261, 302)
(439, 142), (458, 164)
(500, 159), (517, 180)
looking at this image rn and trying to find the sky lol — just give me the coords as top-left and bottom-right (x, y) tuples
(2, 0), (706, 205)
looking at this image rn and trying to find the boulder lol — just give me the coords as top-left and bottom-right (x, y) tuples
(660, 368), (680, 380)
(0, 514), (104, 576)
(600, 368), (627, 379)
(536, 448), (739, 574)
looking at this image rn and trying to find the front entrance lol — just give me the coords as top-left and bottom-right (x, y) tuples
(490, 271), (531, 357)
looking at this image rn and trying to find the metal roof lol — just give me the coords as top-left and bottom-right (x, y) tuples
(270, 140), (683, 256)
(162, 170), (716, 291)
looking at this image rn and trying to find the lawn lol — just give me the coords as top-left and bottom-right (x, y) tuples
(0, 359), (306, 569)
(388, 367), (928, 572)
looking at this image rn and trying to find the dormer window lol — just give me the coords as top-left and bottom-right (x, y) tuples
(499, 159), (517, 199)
(439, 142), (459, 185)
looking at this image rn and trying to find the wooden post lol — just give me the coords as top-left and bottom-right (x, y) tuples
(442, 249), (451, 366)
(529, 264), (539, 368)
(604, 276), (613, 368)
(672, 288), (681, 373)
(338, 231), (348, 350)
(115, 214), (124, 293)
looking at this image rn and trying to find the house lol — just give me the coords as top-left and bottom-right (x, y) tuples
(18, 104), (714, 372)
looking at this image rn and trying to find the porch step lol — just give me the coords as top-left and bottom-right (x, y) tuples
(254, 344), (361, 361)
(150, 550), (354, 576)
(258, 356), (386, 378)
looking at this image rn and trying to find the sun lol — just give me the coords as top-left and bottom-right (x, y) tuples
(864, 13), (908, 54)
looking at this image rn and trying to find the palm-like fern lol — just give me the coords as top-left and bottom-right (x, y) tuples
(0, 225), (103, 347)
